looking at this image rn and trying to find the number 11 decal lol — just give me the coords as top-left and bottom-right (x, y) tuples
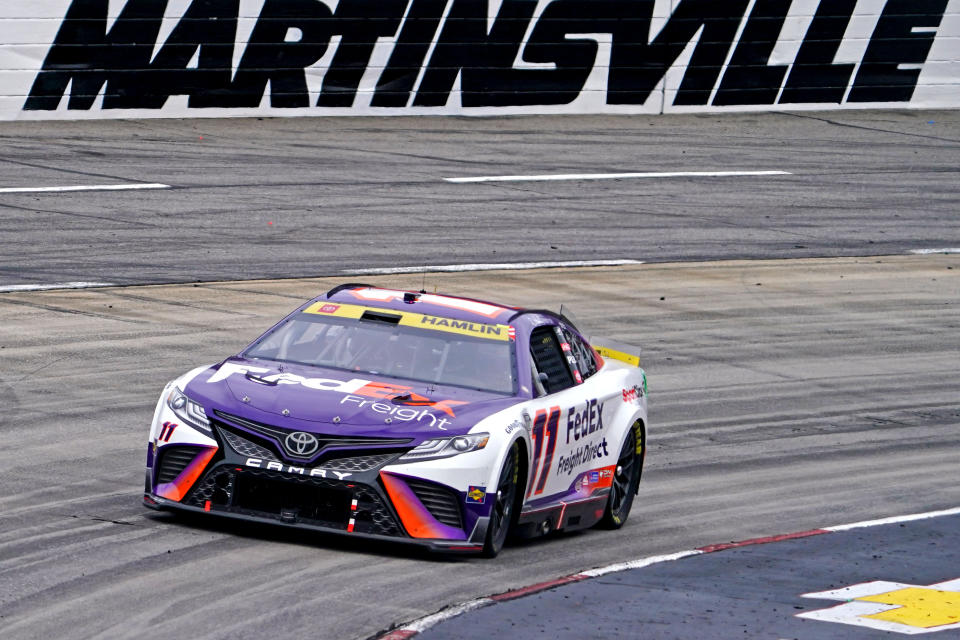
(527, 406), (561, 497)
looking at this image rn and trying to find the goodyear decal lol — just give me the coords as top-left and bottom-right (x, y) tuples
(303, 302), (511, 341)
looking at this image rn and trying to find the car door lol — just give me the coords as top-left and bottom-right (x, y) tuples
(523, 323), (619, 503)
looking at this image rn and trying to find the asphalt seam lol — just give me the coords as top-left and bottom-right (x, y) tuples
(374, 505), (960, 640)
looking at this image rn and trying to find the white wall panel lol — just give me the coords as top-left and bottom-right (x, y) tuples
(0, 0), (956, 121)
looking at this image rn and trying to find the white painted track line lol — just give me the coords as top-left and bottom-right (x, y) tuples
(0, 282), (115, 293)
(444, 170), (792, 184)
(909, 248), (960, 255)
(352, 260), (643, 275)
(825, 506), (960, 532)
(0, 183), (170, 194)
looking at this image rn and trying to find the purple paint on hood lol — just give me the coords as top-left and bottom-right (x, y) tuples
(184, 358), (521, 439)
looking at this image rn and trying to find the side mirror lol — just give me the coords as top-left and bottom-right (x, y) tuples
(538, 372), (549, 383)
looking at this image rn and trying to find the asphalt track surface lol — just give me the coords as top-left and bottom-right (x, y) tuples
(1, 110), (959, 286)
(0, 112), (959, 640)
(2, 256), (959, 639)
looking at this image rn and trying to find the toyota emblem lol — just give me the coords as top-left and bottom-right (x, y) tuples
(285, 431), (319, 456)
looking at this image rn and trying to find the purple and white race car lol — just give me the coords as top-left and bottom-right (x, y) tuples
(144, 284), (648, 556)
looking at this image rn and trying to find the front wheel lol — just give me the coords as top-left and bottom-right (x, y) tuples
(599, 425), (643, 529)
(482, 442), (519, 557)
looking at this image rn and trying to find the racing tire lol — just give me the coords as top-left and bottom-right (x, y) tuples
(599, 425), (643, 529)
(482, 441), (520, 558)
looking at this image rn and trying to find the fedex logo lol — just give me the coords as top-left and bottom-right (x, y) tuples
(207, 362), (466, 417)
(566, 398), (605, 444)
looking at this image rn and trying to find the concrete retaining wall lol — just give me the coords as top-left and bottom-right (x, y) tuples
(2, 0), (958, 120)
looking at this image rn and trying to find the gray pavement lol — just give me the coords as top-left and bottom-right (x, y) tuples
(1, 258), (958, 640)
(1, 110), (958, 286)
(1, 109), (959, 640)
(418, 512), (960, 639)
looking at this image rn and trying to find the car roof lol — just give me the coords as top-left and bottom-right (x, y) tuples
(321, 284), (520, 324)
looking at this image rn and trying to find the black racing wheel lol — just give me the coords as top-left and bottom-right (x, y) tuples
(599, 424), (643, 529)
(483, 441), (520, 557)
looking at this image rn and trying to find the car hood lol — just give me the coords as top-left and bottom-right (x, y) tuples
(183, 357), (521, 437)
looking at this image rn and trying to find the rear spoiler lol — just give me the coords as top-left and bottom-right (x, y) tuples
(590, 336), (642, 367)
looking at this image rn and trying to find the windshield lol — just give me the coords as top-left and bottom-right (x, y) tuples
(244, 312), (517, 394)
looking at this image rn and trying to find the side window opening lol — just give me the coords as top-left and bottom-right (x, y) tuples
(529, 326), (574, 394)
(563, 327), (598, 381)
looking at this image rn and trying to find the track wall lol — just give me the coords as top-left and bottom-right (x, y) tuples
(2, 0), (958, 120)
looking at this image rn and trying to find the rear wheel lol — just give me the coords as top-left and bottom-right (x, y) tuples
(482, 442), (519, 557)
(599, 425), (643, 529)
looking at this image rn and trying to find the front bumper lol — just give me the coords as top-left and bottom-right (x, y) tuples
(144, 418), (489, 553)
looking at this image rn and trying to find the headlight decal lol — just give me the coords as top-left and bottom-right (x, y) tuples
(398, 433), (489, 462)
(165, 386), (212, 434)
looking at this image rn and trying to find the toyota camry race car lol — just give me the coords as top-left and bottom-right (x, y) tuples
(144, 284), (648, 556)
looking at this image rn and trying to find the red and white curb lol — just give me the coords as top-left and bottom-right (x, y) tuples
(375, 506), (960, 640)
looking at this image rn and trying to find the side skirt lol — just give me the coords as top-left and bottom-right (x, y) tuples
(515, 493), (609, 539)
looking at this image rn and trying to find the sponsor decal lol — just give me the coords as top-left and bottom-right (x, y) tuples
(340, 395), (453, 430)
(504, 419), (522, 435)
(565, 398), (605, 444)
(622, 385), (644, 403)
(244, 457), (353, 480)
(798, 578), (960, 634)
(317, 304), (340, 314)
(556, 437), (609, 476)
(574, 466), (614, 493)
(23, 0), (950, 114)
(208, 362), (466, 421)
(466, 486), (486, 504)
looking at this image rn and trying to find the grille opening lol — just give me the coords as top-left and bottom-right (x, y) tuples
(215, 422), (405, 472)
(404, 478), (463, 529)
(232, 474), (351, 526)
(156, 446), (199, 484)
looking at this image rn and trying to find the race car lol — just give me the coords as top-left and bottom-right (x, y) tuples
(144, 284), (648, 556)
